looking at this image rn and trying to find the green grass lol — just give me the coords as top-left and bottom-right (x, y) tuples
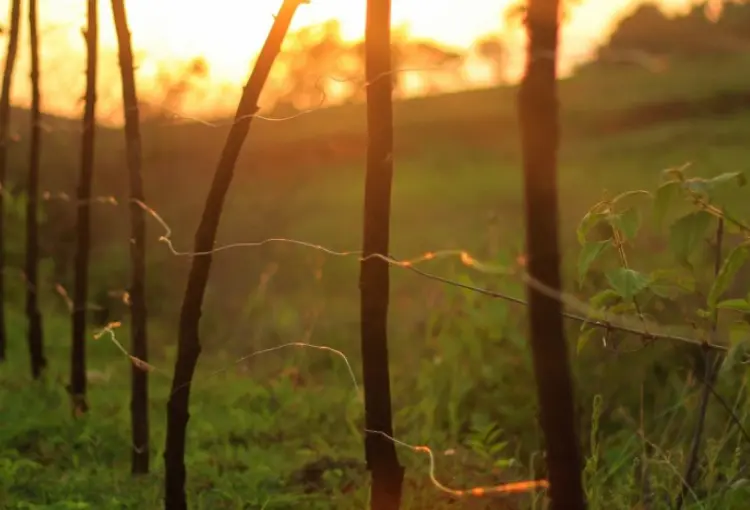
(2, 55), (750, 508)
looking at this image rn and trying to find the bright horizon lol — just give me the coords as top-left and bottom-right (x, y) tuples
(0, 0), (713, 124)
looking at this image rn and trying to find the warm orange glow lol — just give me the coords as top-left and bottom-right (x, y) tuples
(0, 0), (707, 123)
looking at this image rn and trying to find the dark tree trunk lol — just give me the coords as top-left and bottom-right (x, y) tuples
(70, 0), (98, 415)
(26, 0), (46, 379)
(163, 2), (302, 508)
(0, 0), (21, 362)
(111, 0), (149, 475)
(360, 0), (404, 509)
(518, 1), (586, 509)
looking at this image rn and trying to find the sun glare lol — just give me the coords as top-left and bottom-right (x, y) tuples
(0, 0), (708, 123)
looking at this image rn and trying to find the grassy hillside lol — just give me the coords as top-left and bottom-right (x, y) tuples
(1, 53), (750, 508)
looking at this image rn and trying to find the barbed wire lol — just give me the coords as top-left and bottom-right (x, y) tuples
(73, 189), (748, 501)
(3, 184), (729, 352)
(3, 5), (748, 503)
(129, 198), (729, 353)
(6, 136), (745, 502)
(94, 321), (553, 499)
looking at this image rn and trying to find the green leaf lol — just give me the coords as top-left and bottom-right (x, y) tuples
(605, 268), (651, 301)
(709, 171), (747, 188)
(653, 181), (681, 229)
(577, 207), (609, 245)
(610, 206), (641, 241)
(668, 211), (713, 265)
(581, 289), (621, 327)
(589, 289), (621, 308)
(649, 268), (696, 299)
(717, 299), (750, 313)
(685, 172), (747, 198)
(708, 242), (750, 309)
(577, 240), (611, 285)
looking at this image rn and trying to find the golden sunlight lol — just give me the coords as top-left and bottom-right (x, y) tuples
(0, 0), (706, 123)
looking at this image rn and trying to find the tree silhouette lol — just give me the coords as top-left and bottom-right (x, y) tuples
(360, 0), (404, 509)
(111, 0), (149, 474)
(518, 0), (586, 508)
(0, 0), (21, 362)
(163, 1), (305, 507)
(26, 0), (46, 378)
(70, 0), (98, 415)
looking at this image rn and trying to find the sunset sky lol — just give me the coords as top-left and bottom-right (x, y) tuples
(0, 0), (713, 123)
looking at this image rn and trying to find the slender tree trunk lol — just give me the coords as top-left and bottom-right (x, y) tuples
(26, 0), (46, 379)
(0, 0), (21, 362)
(70, 0), (97, 415)
(360, 0), (403, 509)
(675, 220), (724, 510)
(111, 0), (149, 474)
(519, 1), (586, 509)
(163, 2), (303, 507)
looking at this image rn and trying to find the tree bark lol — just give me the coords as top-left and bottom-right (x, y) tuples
(70, 0), (98, 415)
(0, 0), (21, 362)
(111, 0), (149, 474)
(163, 2), (303, 508)
(25, 0), (46, 379)
(360, 1), (404, 509)
(519, 1), (586, 509)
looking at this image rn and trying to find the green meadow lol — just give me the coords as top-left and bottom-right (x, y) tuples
(2, 49), (750, 508)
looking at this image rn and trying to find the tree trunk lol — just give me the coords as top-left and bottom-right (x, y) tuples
(360, 0), (404, 509)
(26, 0), (46, 379)
(111, 0), (149, 474)
(70, 0), (98, 415)
(163, 2), (302, 508)
(0, 0), (21, 362)
(518, 1), (586, 509)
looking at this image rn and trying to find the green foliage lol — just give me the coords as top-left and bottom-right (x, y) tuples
(669, 211), (714, 266)
(605, 268), (650, 301)
(654, 180), (682, 229)
(578, 240), (611, 285)
(4, 58), (750, 508)
(611, 206), (641, 241)
(573, 165), (750, 508)
(709, 242), (750, 311)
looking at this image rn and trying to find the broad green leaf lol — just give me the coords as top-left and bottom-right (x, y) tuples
(610, 206), (641, 241)
(653, 180), (681, 229)
(668, 211), (713, 265)
(577, 207), (609, 245)
(577, 240), (611, 285)
(606, 268), (651, 301)
(649, 268), (696, 299)
(717, 299), (750, 313)
(708, 242), (750, 309)
(685, 172), (747, 198)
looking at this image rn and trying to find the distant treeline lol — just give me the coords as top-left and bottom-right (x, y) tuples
(596, 0), (750, 61)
